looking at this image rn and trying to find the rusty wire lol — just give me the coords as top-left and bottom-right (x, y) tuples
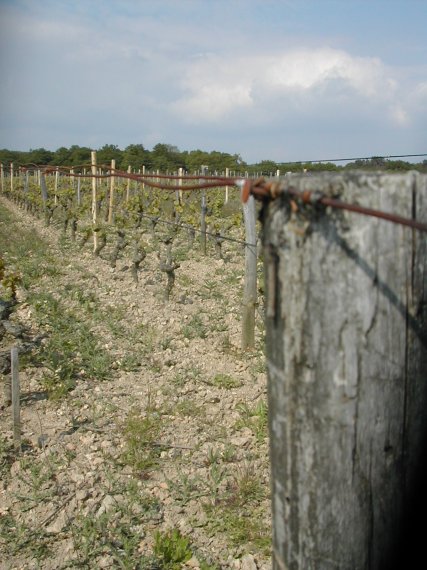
(17, 165), (427, 233)
(243, 178), (427, 233)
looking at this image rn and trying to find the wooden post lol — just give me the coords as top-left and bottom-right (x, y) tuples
(10, 163), (13, 193)
(242, 195), (257, 349)
(91, 151), (98, 252)
(11, 347), (21, 451)
(108, 159), (115, 223)
(126, 165), (131, 202)
(225, 167), (230, 204)
(1, 163), (4, 193)
(54, 169), (59, 205)
(200, 191), (207, 255)
(261, 172), (427, 570)
(40, 172), (48, 203)
(178, 167), (183, 204)
(77, 176), (81, 206)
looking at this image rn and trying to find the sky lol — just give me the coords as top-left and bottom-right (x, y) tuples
(0, 0), (426, 164)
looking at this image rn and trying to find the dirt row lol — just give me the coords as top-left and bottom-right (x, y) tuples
(0, 197), (271, 570)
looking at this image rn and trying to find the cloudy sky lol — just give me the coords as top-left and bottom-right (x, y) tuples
(0, 0), (426, 163)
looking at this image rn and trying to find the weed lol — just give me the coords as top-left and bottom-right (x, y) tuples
(0, 436), (15, 482)
(175, 399), (204, 417)
(221, 443), (238, 463)
(29, 291), (113, 398)
(166, 472), (206, 506)
(182, 314), (208, 340)
(121, 407), (164, 474)
(0, 513), (53, 562)
(209, 373), (242, 390)
(153, 528), (192, 569)
(204, 447), (221, 466)
(235, 400), (268, 442)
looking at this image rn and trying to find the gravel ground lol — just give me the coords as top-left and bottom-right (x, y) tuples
(0, 197), (271, 570)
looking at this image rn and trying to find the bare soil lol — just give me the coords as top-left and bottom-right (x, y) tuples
(0, 197), (271, 570)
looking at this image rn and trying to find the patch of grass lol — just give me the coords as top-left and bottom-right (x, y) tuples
(203, 465), (270, 553)
(175, 399), (204, 417)
(71, 474), (163, 567)
(0, 513), (53, 562)
(0, 201), (63, 288)
(182, 314), (208, 340)
(167, 472), (205, 506)
(153, 528), (192, 569)
(0, 436), (15, 483)
(203, 505), (271, 554)
(235, 400), (268, 443)
(121, 407), (165, 475)
(209, 373), (242, 390)
(29, 291), (113, 398)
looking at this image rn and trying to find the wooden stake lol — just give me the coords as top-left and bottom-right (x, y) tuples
(54, 170), (59, 205)
(126, 165), (131, 202)
(225, 167), (229, 204)
(11, 347), (21, 451)
(91, 151), (98, 251)
(1, 163), (4, 193)
(10, 163), (14, 193)
(241, 195), (257, 349)
(200, 191), (207, 255)
(108, 159), (116, 223)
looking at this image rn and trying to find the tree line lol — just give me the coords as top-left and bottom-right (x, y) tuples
(0, 143), (425, 174)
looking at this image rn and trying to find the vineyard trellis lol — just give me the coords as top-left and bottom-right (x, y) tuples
(1, 154), (261, 350)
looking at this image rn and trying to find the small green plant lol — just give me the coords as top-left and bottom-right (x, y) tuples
(210, 373), (242, 390)
(182, 314), (208, 340)
(121, 407), (164, 474)
(153, 528), (192, 569)
(0, 514), (52, 562)
(175, 399), (204, 417)
(235, 400), (268, 442)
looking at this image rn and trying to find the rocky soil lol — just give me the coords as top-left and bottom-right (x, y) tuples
(0, 197), (271, 570)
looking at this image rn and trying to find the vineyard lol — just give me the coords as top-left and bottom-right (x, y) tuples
(0, 165), (270, 569)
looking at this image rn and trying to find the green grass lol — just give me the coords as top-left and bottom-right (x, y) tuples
(121, 407), (165, 474)
(235, 400), (268, 443)
(29, 291), (113, 399)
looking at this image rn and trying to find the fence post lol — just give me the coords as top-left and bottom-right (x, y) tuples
(11, 347), (21, 451)
(200, 191), (207, 254)
(261, 171), (427, 569)
(10, 163), (14, 194)
(91, 151), (98, 252)
(225, 167), (230, 204)
(1, 163), (4, 193)
(108, 159), (116, 223)
(54, 169), (59, 205)
(126, 165), (131, 202)
(242, 195), (257, 349)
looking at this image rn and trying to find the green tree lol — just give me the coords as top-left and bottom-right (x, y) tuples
(121, 144), (151, 170)
(151, 144), (185, 171)
(96, 144), (123, 167)
(24, 148), (54, 166)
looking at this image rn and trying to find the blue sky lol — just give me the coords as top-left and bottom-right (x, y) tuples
(0, 0), (426, 163)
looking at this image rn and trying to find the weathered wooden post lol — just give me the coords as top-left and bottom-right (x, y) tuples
(200, 191), (207, 255)
(261, 172), (427, 570)
(242, 194), (257, 349)
(11, 347), (21, 451)
(225, 167), (230, 204)
(91, 151), (98, 252)
(10, 163), (14, 194)
(0, 163), (4, 193)
(126, 165), (131, 202)
(108, 159), (116, 223)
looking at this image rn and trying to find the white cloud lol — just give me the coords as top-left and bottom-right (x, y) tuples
(172, 48), (407, 125)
